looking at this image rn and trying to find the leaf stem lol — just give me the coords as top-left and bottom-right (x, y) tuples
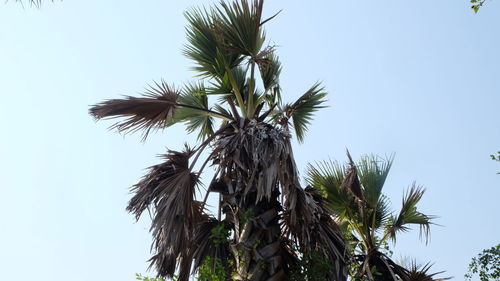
(247, 61), (256, 116)
(225, 66), (247, 117)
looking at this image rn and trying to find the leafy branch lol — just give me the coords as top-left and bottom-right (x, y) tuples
(470, 0), (487, 13)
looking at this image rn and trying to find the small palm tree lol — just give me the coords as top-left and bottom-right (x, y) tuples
(307, 152), (434, 281)
(90, 1), (347, 280)
(406, 262), (451, 281)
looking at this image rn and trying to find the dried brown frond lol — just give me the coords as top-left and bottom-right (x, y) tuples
(126, 148), (202, 278)
(283, 185), (348, 280)
(186, 216), (233, 279)
(212, 122), (290, 203)
(89, 80), (179, 140)
(341, 150), (365, 202)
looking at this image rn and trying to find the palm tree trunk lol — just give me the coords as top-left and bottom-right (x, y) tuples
(230, 190), (284, 280)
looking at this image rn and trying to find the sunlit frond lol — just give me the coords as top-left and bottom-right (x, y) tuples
(306, 160), (359, 220)
(385, 184), (435, 244)
(214, 0), (265, 57)
(176, 82), (215, 140)
(183, 8), (243, 78)
(208, 66), (248, 103)
(357, 154), (394, 208)
(89, 81), (179, 140)
(284, 83), (327, 143)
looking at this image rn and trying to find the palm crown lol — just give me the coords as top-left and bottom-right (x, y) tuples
(307, 152), (435, 281)
(90, 1), (346, 280)
(90, 0), (325, 143)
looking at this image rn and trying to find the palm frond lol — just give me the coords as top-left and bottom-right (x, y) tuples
(385, 184), (435, 244)
(306, 160), (359, 221)
(179, 216), (233, 281)
(208, 66), (248, 98)
(283, 186), (347, 280)
(258, 52), (281, 92)
(126, 149), (203, 278)
(176, 82), (215, 140)
(214, 0), (266, 57)
(258, 52), (282, 108)
(284, 83), (327, 143)
(357, 154), (394, 208)
(183, 7), (243, 78)
(340, 150), (365, 203)
(406, 261), (452, 281)
(89, 80), (179, 140)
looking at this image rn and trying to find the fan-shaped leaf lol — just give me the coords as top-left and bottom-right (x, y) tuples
(214, 0), (266, 57)
(89, 80), (179, 140)
(284, 83), (327, 143)
(183, 8), (243, 78)
(126, 149), (203, 278)
(176, 82), (215, 140)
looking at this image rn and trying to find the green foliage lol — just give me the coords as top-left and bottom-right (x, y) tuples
(465, 244), (500, 281)
(210, 223), (230, 246)
(197, 257), (228, 281)
(307, 154), (435, 280)
(470, 0), (486, 13)
(290, 250), (333, 281)
(174, 82), (215, 140)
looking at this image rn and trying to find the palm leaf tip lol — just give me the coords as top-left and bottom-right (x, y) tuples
(89, 81), (179, 140)
(126, 148), (194, 220)
(406, 261), (452, 281)
(215, 0), (266, 57)
(127, 148), (203, 278)
(340, 150), (365, 202)
(286, 82), (328, 143)
(387, 184), (435, 244)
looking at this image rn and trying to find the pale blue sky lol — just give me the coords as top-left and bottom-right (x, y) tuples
(1, 1), (499, 280)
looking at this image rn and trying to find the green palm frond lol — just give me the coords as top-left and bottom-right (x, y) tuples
(214, 0), (265, 57)
(284, 83), (327, 143)
(364, 193), (392, 235)
(208, 66), (248, 98)
(183, 7), (243, 78)
(306, 160), (359, 221)
(406, 261), (452, 281)
(357, 154), (394, 208)
(176, 82), (215, 140)
(259, 52), (282, 106)
(259, 52), (281, 91)
(385, 184), (435, 244)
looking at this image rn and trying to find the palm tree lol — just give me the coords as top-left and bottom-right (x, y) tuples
(90, 1), (347, 280)
(306, 152), (434, 281)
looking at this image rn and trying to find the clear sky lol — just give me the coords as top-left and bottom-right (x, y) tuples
(1, 1), (499, 280)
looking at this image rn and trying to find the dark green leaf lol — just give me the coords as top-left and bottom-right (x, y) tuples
(285, 83), (327, 143)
